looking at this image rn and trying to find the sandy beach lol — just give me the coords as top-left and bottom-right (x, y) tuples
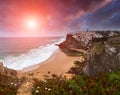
(17, 49), (79, 79)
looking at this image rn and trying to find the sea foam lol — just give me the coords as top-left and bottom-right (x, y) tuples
(0, 38), (65, 70)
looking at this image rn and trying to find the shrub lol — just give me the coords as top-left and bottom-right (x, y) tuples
(0, 73), (19, 95)
(32, 69), (120, 95)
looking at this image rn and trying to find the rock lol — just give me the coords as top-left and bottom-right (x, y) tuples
(109, 47), (119, 54)
(0, 62), (17, 78)
(59, 33), (88, 50)
(0, 62), (5, 74)
(4, 67), (17, 77)
(59, 31), (120, 75)
(0, 62), (3, 67)
(85, 47), (120, 75)
(118, 52), (120, 60)
(58, 34), (88, 56)
(84, 32), (120, 75)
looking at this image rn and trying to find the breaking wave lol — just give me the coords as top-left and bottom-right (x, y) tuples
(0, 38), (65, 70)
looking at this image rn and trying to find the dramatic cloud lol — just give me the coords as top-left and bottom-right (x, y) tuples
(0, 0), (118, 36)
(81, 0), (120, 30)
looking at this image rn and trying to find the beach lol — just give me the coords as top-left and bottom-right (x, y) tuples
(17, 49), (79, 79)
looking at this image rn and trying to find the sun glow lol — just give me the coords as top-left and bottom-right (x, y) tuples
(25, 18), (38, 29)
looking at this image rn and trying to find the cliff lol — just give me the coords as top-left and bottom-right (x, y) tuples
(59, 31), (120, 75)
(58, 34), (87, 56)
(85, 35), (120, 75)
(58, 31), (104, 56)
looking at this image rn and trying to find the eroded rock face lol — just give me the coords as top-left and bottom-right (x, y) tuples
(59, 34), (86, 50)
(86, 51), (120, 75)
(59, 31), (120, 75)
(118, 52), (120, 60)
(0, 62), (5, 74)
(85, 35), (120, 75)
(0, 62), (17, 77)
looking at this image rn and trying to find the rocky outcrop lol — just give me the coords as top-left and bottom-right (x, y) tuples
(85, 49), (120, 75)
(58, 31), (104, 56)
(58, 34), (88, 56)
(59, 31), (120, 75)
(59, 34), (86, 50)
(85, 35), (120, 75)
(0, 62), (17, 78)
(0, 62), (4, 74)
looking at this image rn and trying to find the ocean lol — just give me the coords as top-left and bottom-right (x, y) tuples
(0, 37), (64, 70)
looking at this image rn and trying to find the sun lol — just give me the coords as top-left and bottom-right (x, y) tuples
(25, 18), (37, 29)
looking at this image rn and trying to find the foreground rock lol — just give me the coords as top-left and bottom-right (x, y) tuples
(0, 62), (17, 78)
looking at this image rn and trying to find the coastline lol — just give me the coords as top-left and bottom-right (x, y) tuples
(18, 49), (60, 72)
(17, 49), (79, 79)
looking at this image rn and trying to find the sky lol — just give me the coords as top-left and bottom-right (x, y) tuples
(0, 0), (120, 37)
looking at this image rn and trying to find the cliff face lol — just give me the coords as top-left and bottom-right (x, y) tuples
(59, 34), (87, 52)
(64, 34), (86, 49)
(58, 34), (87, 56)
(0, 62), (17, 77)
(59, 31), (120, 75)
(85, 35), (120, 75)
(59, 34), (88, 57)
(59, 31), (104, 56)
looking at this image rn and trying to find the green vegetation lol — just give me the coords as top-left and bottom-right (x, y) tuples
(68, 60), (86, 75)
(97, 42), (105, 53)
(107, 35), (120, 48)
(0, 73), (19, 95)
(109, 43), (120, 48)
(32, 69), (120, 95)
(90, 42), (105, 54)
(59, 45), (85, 56)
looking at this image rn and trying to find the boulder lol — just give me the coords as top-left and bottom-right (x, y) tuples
(109, 47), (119, 54)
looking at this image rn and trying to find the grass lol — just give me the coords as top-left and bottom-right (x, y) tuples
(31, 69), (120, 95)
(90, 42), (105, 55)
(109, 43), (120, 48)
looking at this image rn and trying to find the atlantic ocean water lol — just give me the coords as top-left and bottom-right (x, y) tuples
(0, 37), (64, 70)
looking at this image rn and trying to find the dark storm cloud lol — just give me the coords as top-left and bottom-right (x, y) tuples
(50, 0), (107, 19)
(81, 0), (120, 30)
(46, 0), (111, 32)
(47, 0), (111, 31)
